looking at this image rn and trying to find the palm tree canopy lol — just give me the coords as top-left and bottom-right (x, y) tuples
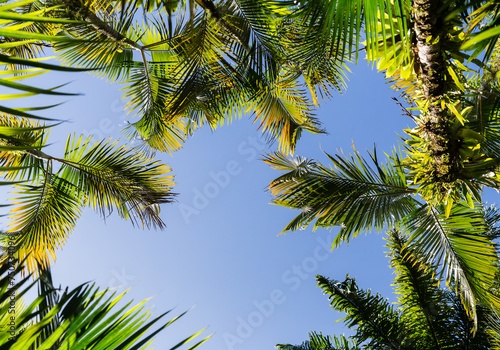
(267, 148), (500, 329)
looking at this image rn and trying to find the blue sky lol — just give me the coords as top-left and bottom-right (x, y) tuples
(13, 58), (415, 348)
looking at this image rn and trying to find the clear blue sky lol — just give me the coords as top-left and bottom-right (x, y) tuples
(16, 59), (416, 349)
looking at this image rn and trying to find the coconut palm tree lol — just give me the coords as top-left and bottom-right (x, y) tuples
(10, 0), (500, 203)
(265, 0), (500, 329)
(0, 8), (207, 350)
(276, 229), (499, 349)
(3, 0), (352, 154)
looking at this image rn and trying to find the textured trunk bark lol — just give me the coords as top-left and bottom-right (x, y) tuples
(412, 0), (456, 183)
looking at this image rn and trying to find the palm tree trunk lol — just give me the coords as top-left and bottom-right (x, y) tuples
(412, 0), (457, 183)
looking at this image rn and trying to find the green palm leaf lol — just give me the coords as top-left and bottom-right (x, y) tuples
(0, 114), (49, 182)
(53, 0), (139, 81)
(387, 230), (454, 349)
(58, 134), (176, 228)
(2, 132), (176, 275)
(277, 332), (360, 350)
(316, 275), (407, 349)
(265, 148), (417, 246)
(248, 71), (321, 154)
(401, 203), (500, 328)
(278, 228), (498, 349)
(8, 173), (82, 274)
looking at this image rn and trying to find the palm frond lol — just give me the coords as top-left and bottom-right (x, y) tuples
(58, 134), (176, 228)
(7, 172), (82, 274)
(461, 0), (500, 61)
(316, 275), (406, 349)
(401, 203), (500, 329)
(0, 259), (211, 350)
(265, 148), (417, 247)
(53, 0), (139, 81)
(249, 72), (321, 153)
(387, 229), (454, 349)
(0, 114), (49, 182)
(277, 332), (360, 350)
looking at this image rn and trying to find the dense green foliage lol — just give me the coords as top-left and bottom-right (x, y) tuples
(266, 0), (500, 328)
(0, 1), (199, 347)
(2, 0), (500, 347)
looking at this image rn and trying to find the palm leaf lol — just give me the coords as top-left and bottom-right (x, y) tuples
(316, 275), (406, 349)
(0, 114), (49, 182)
(58, 134), (176, 228)
(387, 230), (454, 349)
(265, 148), (417, 246)
(53, 0), (139, 81)
(401, 203), (500, 329)
(277, 332), (360, 350)
(0, 260), (211, 350)
(248, 71), (322, 154)
(7, 172), (82, 274)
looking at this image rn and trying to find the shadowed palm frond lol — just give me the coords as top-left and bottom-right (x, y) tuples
(278, 228), (498, 350)
(0, 259), (212, 350)
(277, 332), (360, 350)
(387, 230), (455, 349)
(316, 275), (407, 349)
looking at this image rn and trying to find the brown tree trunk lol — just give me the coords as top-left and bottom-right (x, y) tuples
(412, 0), (457, 183)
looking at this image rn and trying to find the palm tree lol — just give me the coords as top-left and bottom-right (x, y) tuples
(0, 7), (208, 349)
(7, 0), (500, 332)
(265, 149), (500, 329)
(10, 0), (500, 203)
(0, 259), (210, 349)
(264, 0), (500, 328)
(41, 0), (500, 207)
(276, 229), (499, 349)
